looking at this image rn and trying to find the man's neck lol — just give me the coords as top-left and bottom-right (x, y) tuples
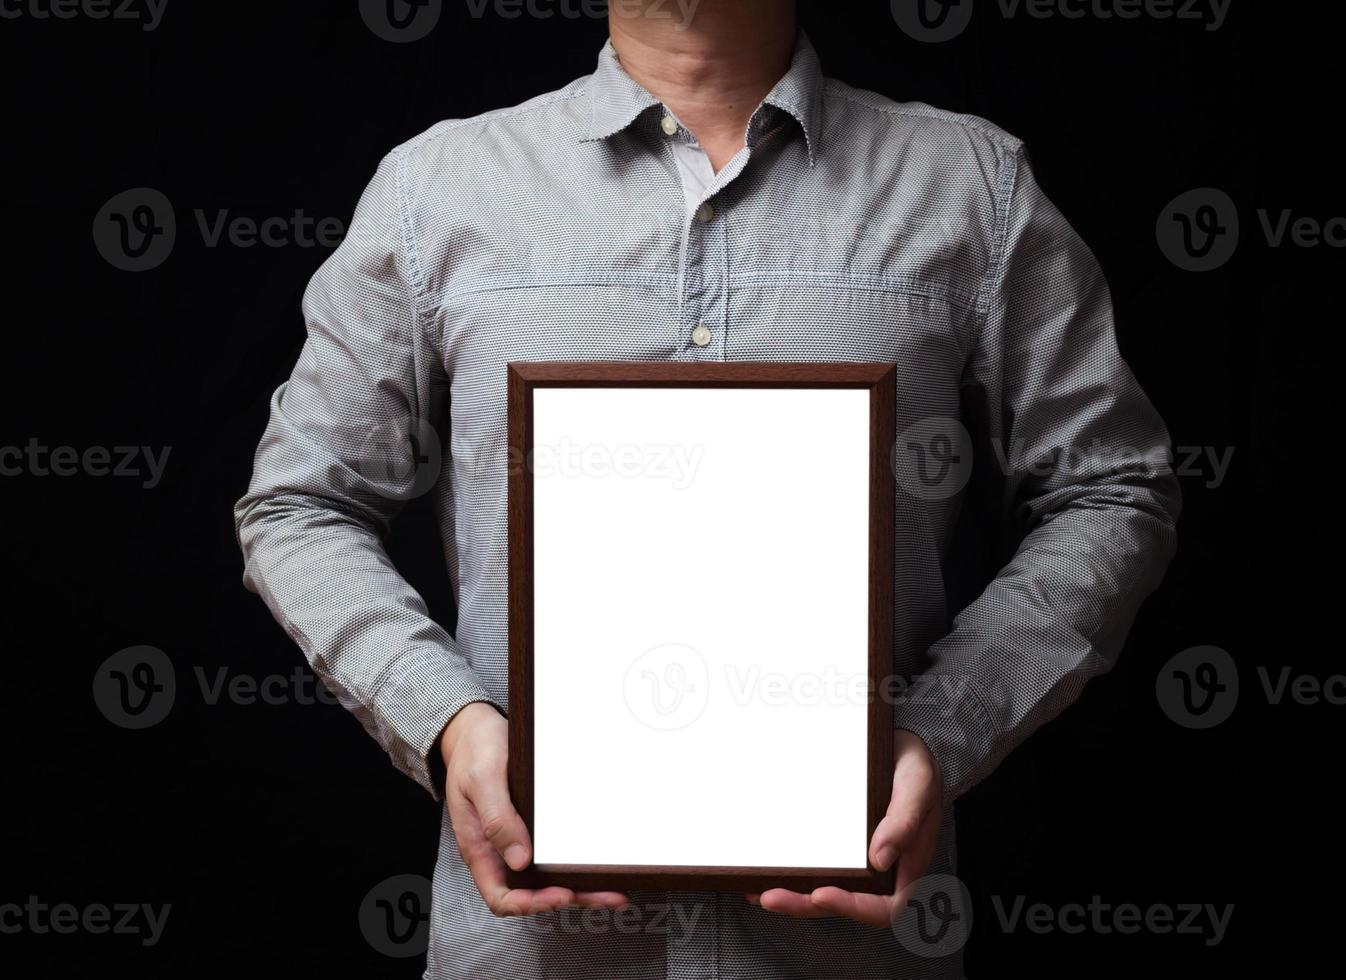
(609, 1), (798, 172)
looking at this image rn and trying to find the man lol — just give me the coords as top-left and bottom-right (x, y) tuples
(235, 1), (1180, 976)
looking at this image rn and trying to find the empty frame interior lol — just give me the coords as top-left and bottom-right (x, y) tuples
(529, 384), (871, 871)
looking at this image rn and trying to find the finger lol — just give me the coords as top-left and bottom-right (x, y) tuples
(448, 788), (574, 916)
(890, 825), (941, 921)
(510, 886), (577, 916)
(757, 888), (833, 918)
(573, 891), (631, 910)
(869, 808), (922, 871)
(872, 750), (941, 871)
(810, 886), (892, 929)
(447, 785), (509, 906)
(461, 761), (533, 871)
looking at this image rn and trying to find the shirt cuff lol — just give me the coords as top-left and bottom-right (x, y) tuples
(370, 649), (504, 800)
(894, 672), (1000, 802)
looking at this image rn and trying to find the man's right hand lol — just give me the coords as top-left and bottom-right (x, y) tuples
(440, 702), (630, 917)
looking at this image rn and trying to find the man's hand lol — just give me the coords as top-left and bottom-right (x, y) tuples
(746, 729), (943, 928)
(440, 702), (630, 917)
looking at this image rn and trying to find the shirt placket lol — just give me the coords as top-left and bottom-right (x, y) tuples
(650, 109), (786, 980)
(658, 109), (765, 365)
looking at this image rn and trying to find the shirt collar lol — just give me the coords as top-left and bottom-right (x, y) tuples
(582, 29), (825, 165)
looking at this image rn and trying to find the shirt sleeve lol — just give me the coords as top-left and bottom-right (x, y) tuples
(233, 149), (501, 799)
(896, 144), (1181, 801)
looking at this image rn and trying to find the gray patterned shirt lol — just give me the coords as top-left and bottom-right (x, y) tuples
(235, 30), (1179, 980)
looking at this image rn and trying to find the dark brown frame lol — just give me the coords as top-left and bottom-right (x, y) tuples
(507, 361), (896, 894)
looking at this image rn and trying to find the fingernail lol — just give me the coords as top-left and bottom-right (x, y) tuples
(505, 844), (529, 870)
(874, 844), (897, 870)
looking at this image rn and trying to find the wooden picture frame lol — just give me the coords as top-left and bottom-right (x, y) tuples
(507, 362), (896, 894)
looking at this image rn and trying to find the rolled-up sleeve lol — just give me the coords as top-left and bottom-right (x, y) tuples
(897, 145), (1181, 801)
(234, 149), (500, 798)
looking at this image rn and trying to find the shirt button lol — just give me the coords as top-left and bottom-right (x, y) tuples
(694, 202), (715, 224)
(660, 114), (679, 136)
(691, 324), (712, 347)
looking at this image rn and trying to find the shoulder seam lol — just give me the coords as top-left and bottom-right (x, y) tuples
(389, 145), (435, 405)
(822, 80), (1022, 151)
(396, 86), (588, 155)
(973, 143), (1025, 343)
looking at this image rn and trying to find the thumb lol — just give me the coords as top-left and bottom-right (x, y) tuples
(868, 806), (921, 872)
(464, 766), (533, 872)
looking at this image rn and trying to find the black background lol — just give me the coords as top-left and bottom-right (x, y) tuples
(2, 0), (1339, 975)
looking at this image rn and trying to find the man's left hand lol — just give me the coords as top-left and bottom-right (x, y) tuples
(746, 729), (944, 928)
